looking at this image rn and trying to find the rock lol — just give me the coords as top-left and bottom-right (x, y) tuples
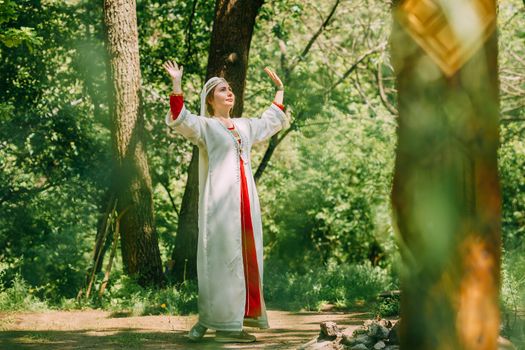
(373, 341), (386, 349)
(387, 320), (400, 344)
(384, 346), (399, 350)
(299, 337), (343, 350)
(363, 319), (375, 330)
(379, 319), (392, 328)
(355, 334), (374, 347)
(498, 335), (517, 350)
(368, 323), (389, 340)
(352, 326), (368, 337)
(341, 327), (354, 338)
(320, 321), (340, 338)
(341, 334), (357, 346)
(350, 344), (369, 350)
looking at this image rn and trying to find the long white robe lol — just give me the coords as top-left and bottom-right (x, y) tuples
(165, 103), (288, 331)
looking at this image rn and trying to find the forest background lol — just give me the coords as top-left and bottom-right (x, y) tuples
(0, 0), (523, 343)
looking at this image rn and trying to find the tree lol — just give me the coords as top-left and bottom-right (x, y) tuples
(390, 1), (501, 348)
(0, 0), (42, 49)
(103, 0), (163, 286)
(250, 0), (389, 182)
(170, 0), (264, 284)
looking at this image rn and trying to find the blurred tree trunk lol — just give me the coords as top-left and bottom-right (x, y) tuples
(170, 0), (264, 284)
(104, 0), (164, 286)
(390, 1), (501, 349)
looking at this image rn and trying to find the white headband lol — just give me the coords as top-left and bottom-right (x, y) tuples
(200, 77), (228, 117)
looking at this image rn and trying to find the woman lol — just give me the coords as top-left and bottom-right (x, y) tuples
(163, 60), (288, 343)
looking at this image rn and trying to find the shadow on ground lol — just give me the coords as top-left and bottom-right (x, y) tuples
(0, 310), (369, 350)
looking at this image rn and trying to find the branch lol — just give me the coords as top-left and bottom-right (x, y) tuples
(502, 105), (525, 115)
(501, 118), (525, 123)
(353, 68), (378, 116)
(299, 114), (396, 128)
(329, 43), (385, 91)
(254, 117), (296, 182)
(159, 178), (179, 218)
(255, 43), (385, 181)
(375, 60), (398, 115)
(510, 52), (525, 67)
(184, 0), (199, 63)
(502, 7), (522, 29)
(0, 181), (55, 206)
(288, 0), (341, 73)
(276, 126), (294, 146)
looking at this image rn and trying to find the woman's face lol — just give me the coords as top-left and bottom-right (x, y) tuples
(210, 82), (235, 112)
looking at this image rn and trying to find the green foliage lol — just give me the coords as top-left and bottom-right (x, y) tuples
(0, 0), (109, 300)
(95, 275), (198, 316)
(264, 261), (393, 311)
(500, 125), (525, 250)
(0, 0), (523, 322)
(501, 251), (525, 319)
(0, 0), (213, 303)
(373, 295), (400, 318)
(0, 268), (199, 316)
(498, 0), (525, 252)
(501, 250), (525, 346)
(260, 113), (397, 271)
(0, 0), (43, 49)
(0, 273), (48, 312)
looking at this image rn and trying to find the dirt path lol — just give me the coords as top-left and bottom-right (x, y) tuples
(0, 309), (370, 350)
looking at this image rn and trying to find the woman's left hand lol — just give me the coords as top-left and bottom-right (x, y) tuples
(264, 67), (284, 90)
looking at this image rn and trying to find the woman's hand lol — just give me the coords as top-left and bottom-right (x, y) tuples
(163, 60), (183, 81)
(163, 60), (183, 94)
(264, 67), (284, 90)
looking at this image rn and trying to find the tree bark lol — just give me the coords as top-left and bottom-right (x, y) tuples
(170, 0), (264, 284)
(390, 1), (501, 349)
(104, 0), (164, 286)
(205, 0), (265, 117)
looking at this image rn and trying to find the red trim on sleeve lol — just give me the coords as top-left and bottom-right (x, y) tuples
(169, 95), (184, 120)
(272, 101), (285, 111)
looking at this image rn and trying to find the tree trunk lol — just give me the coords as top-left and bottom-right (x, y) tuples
(170, 146), (200, 283)
(104, 0), (164, 286)
(390, 1), (501, 349)
(170, 0), (264, 284)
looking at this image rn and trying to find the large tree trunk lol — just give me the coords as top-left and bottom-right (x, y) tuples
(104, 0), (164, 286)
(205, 0), (264, 117)
(390, 1), (501, 349)
(170, 0), (264, 284)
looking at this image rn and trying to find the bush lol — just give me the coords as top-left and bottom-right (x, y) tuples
(0, 274), (48, 312)
(98, 275), (198, 316)
(264, 261), (393, 311)
(373, 295), (400, 317)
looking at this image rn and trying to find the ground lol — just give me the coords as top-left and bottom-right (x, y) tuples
(0, 309), (369, 349)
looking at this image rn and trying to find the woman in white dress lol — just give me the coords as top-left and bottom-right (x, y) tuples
(163, 60), (288, 343)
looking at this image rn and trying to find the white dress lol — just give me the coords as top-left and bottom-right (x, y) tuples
(165, 103), (288, 331)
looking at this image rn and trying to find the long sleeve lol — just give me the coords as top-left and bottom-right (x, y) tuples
(246, 103), (289, 144)
(165, 96), (208, 147)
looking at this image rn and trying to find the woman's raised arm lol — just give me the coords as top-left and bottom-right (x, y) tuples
(245, 67), (289, 144)
(163, 60), (207, 147)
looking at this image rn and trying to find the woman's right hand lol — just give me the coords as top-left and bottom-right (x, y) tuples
(163, 60), (183, 82)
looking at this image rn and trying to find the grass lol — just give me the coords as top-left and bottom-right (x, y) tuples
(264, 261), (395, 312)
